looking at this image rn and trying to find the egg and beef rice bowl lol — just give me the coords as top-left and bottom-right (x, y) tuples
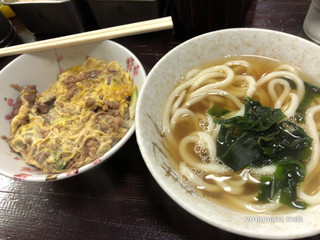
(2, 57), (137, 173)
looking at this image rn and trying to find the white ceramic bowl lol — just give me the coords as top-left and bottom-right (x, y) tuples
(0, 40), (146, 181)
(135, 28), (320, 239)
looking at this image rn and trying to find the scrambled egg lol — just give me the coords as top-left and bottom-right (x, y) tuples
(5, 57), (136, 173)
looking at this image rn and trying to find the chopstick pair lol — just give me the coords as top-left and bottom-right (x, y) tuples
(0, 16), (173, 57)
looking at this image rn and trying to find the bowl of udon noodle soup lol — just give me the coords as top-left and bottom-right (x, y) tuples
(135, 28), (320, 239)
(0, 40), (146, 182)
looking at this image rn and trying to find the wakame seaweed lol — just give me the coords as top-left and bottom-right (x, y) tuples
(207, 104), (230, 118)
(276, 78), (320, 123)
(257, 157), (308, 209)
(297, 82), (320, 115)
(215, 97), (285, 132)
(210, 97), (312, 209)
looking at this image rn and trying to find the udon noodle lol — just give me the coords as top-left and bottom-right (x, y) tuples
(162, 55), (320, 213)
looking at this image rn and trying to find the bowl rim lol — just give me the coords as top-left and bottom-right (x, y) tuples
(0, 39), (146, 182)
(136, 27), (320, 239)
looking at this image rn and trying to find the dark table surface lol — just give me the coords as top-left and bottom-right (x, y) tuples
(0, 0), (319, 239)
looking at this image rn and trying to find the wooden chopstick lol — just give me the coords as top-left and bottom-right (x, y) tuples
(0, 17), (173, 57)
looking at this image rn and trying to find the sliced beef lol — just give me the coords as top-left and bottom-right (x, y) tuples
(36, 97), (56, 114)
(105, 100), (121, 117)
(105, 100), (120, 109)
(80, 138), (100, 161)
(96, 112), (123, 132)
(11, 97), (22, 117)
(22, 85), (38, 105)
(35, 151), (50, 165)
(64, 75), (84, 100)
(64, 75), (84, 89)
(65, 86), (77, 100)
(84, 70), (102, 79)
(65, 158), (77, 170)
(96, 113), (112, 132)
(112, 116), (123, 131)
(107, 109), (120, 117)
(85, 97), (95, 108)
(107, 66), (120, 74)
(9, 84), (38, 118)
(10, 84), (22, 91)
